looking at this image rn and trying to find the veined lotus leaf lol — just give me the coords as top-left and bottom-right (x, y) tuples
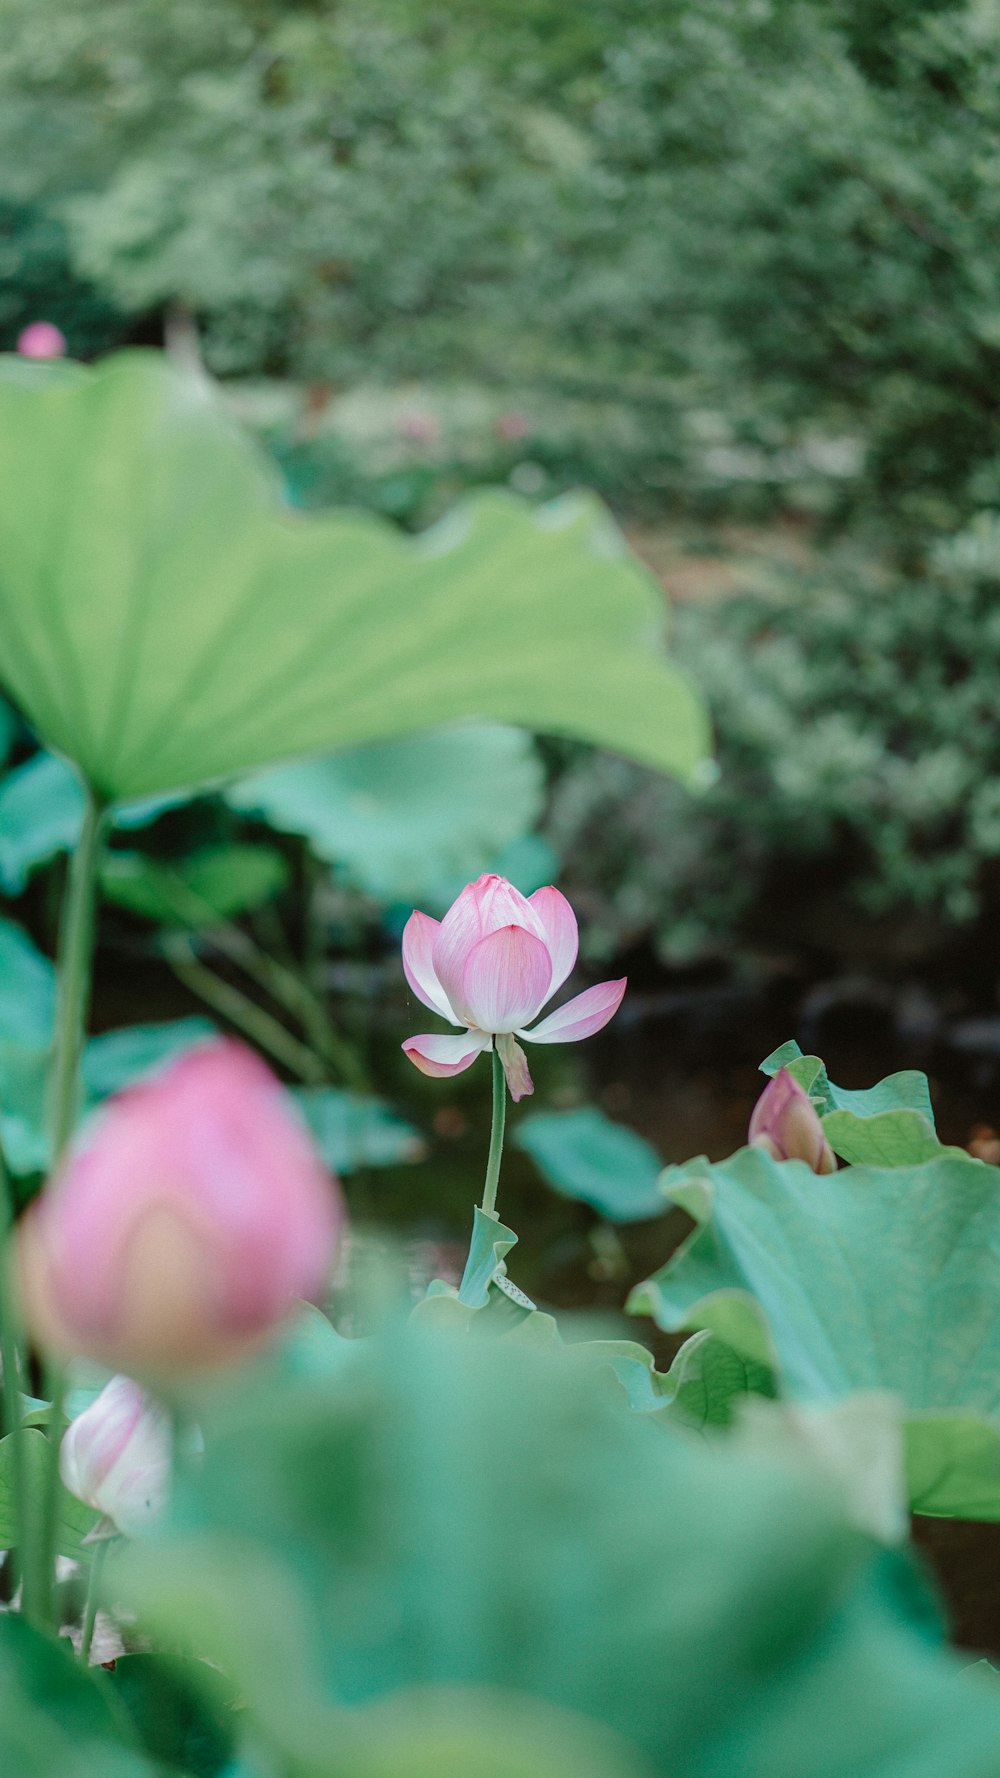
(0, 353), (709, 802)
(628, 1145), (1000, 1517)
(118, 1315), (1000, 1777)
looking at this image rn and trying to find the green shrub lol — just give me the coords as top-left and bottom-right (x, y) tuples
(548, 533), (1000, 965)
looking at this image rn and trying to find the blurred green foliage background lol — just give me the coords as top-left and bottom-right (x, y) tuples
(5, 0), (1000, 1139)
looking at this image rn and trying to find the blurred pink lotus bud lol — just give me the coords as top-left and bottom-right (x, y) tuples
(402, 874), (625, 1102)
(749, 1067), (836, 1174)
(495, 410), (530, 443)
(16, 321), (66, 359)
(60, 1375), (171, 1536)
(400, 410), (439, 445)
(17, 1042), (344, 1373)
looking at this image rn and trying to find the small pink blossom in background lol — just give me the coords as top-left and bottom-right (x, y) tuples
(748, 1066), (836, 1174)
(16, 321), (66, 359)
(400, 410), (440, 446)
(16, 1041), (344, 1373)
(402, 873), (625, 1101)
(60, 1375), (171, 1537)
(495, 410), (531, 443)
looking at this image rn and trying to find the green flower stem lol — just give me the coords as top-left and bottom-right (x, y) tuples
(49, 786), (106, 1160)
(480, 1047), (507, 1220)
(32, 782), (106, 1633)
(79, 1537), (109, 1666)
(0, 1131), (27, 1600)
(165, 935), (327, 1082)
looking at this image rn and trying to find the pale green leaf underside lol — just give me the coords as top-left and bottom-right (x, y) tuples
(0, 353), (709, 801)
(629, 1144), (1000, 1516)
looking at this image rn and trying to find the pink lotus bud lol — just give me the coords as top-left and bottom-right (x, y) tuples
(16, 321), (66, 359)
(16, 1042), (344, 1373)
(401, 874), (625, 1102)
(749, 1067), (836, 1174)
(60, 1375), (171, 1536)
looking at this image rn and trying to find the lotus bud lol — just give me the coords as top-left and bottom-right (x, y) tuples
(748, 1067), (836, 1174)
(16, 1041), (344, 1374)
(16, 321), (66, 359)
(60, 1375), (171, 1537)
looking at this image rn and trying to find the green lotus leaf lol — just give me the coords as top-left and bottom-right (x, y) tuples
(229, 724), (548, 911)
(292, 1086), (425, 1174)
(0, 752), (86, 895)
(629, 1144), (1000, 1516)
(0, 1616), (157, 1776)
(0, 353), (708, 803)
(118, 1315), (1000, 1778)
(513, 1105), (666, 1222)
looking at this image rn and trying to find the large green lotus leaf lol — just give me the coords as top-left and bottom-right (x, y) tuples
(0, 917), (216, 1173)
(0, 749), (189, 894)
(757, 1041), (958, 1166)
(629, 1145), (1000, 1516)
(659, 1328), (777, 1431)
(0, 353), (708, 802)
(0, 1616), (156, 1777)
(229, 724), (547, 911)
(292, 1086), (425, 1175)
(0, 917), (58, 1171)
(119, 1317), (1000, 1778)
(0, 751), (86, 894)
(513, 1105), (666, 1222)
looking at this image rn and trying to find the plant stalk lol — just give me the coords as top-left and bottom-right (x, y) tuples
(49, 786), (105, 1160)
(0, 1131), (26, 1601)
(480, 1046), (507, 1220)
(32, 782), (106, 1632)
(79, 1537), (109, 1666)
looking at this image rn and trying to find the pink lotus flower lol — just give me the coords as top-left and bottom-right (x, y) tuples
(60, 1375), (171, 1537)
(401, 874), (625, 1101)
(16, 321), (66, 359)
(17, 1042), (344, 1373)
(748, 1067), (836, 1174)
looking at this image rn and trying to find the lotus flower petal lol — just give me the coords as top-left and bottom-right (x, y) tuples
(402, 910), (459, 1024)
(528, 886), (578, 993)
(433, 874), (545, 1022)
(402, 1030), (491, 1079)
(462, 926), (552, 1034)
(521, 978), (627, 1045)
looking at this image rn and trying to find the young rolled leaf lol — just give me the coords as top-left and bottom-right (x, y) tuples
(629, 1145), (1000, 1517)
(0, 352), (708, 802)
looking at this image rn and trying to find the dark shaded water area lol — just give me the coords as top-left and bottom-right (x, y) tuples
(90, 938), (1000, 1660)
